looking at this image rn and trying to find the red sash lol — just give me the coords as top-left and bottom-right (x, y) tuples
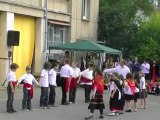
(92, 83), (104, 94)
(70, 77), (79, 90)
(62, 77), (69, 93)
(8, 82), (17, 92)
(81, 76), (92, 83)
(11, 81), (17, 87)
(92, 75), (104, 94)
(127, 79), (136, 96)
(23, 83), (33, 99)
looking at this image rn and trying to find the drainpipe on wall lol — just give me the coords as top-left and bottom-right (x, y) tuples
(44, 0), (48, 61)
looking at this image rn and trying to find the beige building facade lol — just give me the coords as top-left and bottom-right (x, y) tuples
(0, 0), (99, 84)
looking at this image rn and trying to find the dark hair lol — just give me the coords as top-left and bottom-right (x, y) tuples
(112, 72), (119, 77)
(48, 59), (57, 64)
(65, 51), (69, 54)
(51, 62), (58, 69)
(126, 73), (133, 79)
(43, 62), (51, 70)
(10, 63), (19, 70)
(26, 65), (31, 71)
(88, 64), (94, 68)
(94, 67), (103, 76)
(118, 74), (124, 81)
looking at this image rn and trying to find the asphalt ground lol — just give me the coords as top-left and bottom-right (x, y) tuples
(0, 86), (160, 120)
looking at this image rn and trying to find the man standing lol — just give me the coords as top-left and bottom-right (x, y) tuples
(60, 51), (71, 65)
(81, 64), (94, 103)
(104, 60), (130, 79)
(132, 57), (141, 83)
(141, 60), (150, 80)
(60, 59), (73, 105)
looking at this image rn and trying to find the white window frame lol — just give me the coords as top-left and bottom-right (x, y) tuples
(47, 24), (69, 61)
(82, 0), (90, 20)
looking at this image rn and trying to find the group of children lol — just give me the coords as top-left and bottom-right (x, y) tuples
(6, 64), (40, 113)
(6, 60), (81, 113)
(106, 71), (147, 117)
(6, 60), (148, 120)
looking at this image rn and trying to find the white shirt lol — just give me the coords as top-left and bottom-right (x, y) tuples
(115, 62), (120, 68)
(81, 69), (93, 85)
(18, 73), (38, 85)
(72, 67), (80, 78)
(104, 65), (130, 79)
(140, 77), (146, 89)
(49, 69), (57, 86)
(135, 87), (139, 93)
(141, 63), (150, 74)
(124, 82), (139, 94)
(124, 86), (133, 95)
(7, 71), (16, 82)
(40, 69), (49, 87)
(109, 81), (121, 100)
(110, 81), (115, 92)
(60, 64), (73, 78)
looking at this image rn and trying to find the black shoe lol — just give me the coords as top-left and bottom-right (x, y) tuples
(118, 111), (124, 114)
(125, 109), (132, 112)
(62, 102), (69, 105)
(11, 109), (17, 112)
(99, 115), (104, 119)
(7, 109), (14, 113)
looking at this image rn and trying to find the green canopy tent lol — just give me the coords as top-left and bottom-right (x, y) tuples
(49, 39), (122, 68)
(49, 39), (122, 54)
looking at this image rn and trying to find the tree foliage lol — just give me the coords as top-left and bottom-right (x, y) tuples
(132, 13), (160, 60)
(98, 0), (154, 58)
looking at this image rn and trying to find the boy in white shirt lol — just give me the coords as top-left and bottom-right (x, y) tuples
(48, 62), (58, 107)
(139, 71), (147, 109)
(81, 64), (94, 103)
(60, 59), (73, 105)
(17, 66), (39, 111)
(6, 63), (19, 113)
(69, 62), (81, 103)
(39, 62), (51, 109)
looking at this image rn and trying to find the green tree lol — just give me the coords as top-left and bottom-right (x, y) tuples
(98, 0), (154, 58)
(132, 13), (160, 60)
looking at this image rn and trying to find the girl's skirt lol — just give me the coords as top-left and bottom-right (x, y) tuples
(88, 92), (105, 110)
(110, 90), (124, 111)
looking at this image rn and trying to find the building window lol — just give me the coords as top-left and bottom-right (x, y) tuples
(47, 24), (69, 60)
(82, 0), (90, 20)
(48, 24), (69, 47)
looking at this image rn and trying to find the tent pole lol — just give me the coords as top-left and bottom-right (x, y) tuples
(99, 53), (102, 70)
(71, 51), (74, 63)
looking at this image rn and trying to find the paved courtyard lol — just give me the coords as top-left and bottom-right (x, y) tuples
(0, 86), (160, 120)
